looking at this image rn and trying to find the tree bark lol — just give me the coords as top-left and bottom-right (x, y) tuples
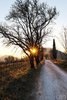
(35, 49), (40, 65)
(29, 55), (34, 69)
(35, 55), (40, 65)
(41, 48), (44, 60)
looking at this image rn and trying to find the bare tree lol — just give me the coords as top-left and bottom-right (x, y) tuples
(59, 27), (67, 54)
(0, 0), (57, 68)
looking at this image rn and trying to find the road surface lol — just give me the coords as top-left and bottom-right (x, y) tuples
(34, 60), (67, 100)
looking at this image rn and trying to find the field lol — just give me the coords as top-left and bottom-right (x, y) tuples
(0, 58), (42, 100)
(0, 60), (31, 99)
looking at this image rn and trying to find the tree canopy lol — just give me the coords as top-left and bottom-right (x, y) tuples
(0, 0), (57, 68)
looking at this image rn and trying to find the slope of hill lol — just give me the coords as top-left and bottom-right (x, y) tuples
(43, 48), (67, 60)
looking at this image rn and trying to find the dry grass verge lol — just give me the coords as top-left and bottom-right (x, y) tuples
(0, 60), (42, 100)
(53, 59), (67, 72)
(0, 61), (30, 99)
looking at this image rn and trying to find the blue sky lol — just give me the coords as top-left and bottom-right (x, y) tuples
(0, 0), (15, 22)
(44, 0), (67, 26)
(0, 0), (67, 57)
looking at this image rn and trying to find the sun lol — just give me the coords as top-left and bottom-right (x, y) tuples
(30, 47), (38, 55)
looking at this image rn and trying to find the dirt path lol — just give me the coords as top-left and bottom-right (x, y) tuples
(34, 60), (67, 100)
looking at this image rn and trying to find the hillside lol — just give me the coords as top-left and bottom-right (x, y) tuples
(43, 48), (67, 60)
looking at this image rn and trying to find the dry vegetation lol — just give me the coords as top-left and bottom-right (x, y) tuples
(53, 60), (67, 72)
(0, 58), (42, 100)
(0, 59), (31, 99)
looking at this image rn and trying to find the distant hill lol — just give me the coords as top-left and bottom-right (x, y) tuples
(43, 48), (67, 60)
(57, 50), (67, 60)
(0, 55), (7, 62)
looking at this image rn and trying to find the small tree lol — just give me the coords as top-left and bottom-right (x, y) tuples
(52, 39), (57, 59)
(0, 0), (57, 68)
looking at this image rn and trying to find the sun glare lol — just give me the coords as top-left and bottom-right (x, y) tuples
(30, 47), (37, 54)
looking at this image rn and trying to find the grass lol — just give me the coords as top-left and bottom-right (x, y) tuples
(0, 61), (30, 99)
(0, 60), (42, 100)
(53, 59), (67, 72)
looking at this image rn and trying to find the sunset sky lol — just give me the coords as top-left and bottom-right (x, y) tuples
(0, 0), (67, 58)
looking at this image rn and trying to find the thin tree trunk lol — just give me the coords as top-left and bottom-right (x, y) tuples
(35, 55), (40, 65)
(35, 49), (40, 65)
(29, 55), (34, 69)
(40, 47), (44, 61)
